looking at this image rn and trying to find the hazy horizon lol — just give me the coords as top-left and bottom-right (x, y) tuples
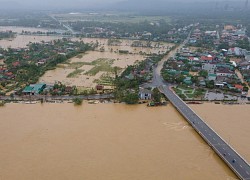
(0, 0), (248, 11)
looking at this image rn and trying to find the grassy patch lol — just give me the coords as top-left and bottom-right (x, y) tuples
(85, 58), (119, 76)
(67, 69), (85, 78)
(67, 62), (87, 69)
(76, 54), (83, 59)
(94, 73), (115, 86)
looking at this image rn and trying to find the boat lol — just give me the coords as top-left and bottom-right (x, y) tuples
(186, 101), (203, 104)
(88, 100), (99, 104)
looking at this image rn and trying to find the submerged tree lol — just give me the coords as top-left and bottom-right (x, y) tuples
(73, 98), (83, 105)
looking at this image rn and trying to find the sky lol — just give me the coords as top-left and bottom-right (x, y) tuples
(0, 0), (247, 10)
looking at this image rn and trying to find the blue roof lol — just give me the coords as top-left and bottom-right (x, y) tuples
(23, 83), (46, 94)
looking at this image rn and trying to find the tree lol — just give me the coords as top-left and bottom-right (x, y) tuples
(153, 88), (162, 103)
(123, 93), (139, 104)
(175, 75), (185, 83)
(243, 86), (249, 92)
(73, 98), (83, 105)
(206, 80), (215, 89)
(199, 70), (208, 78)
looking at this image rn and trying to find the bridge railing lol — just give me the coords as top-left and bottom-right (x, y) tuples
(167, 86), (250, 167)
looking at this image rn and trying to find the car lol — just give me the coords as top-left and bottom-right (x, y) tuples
(232, 159), (236, 163)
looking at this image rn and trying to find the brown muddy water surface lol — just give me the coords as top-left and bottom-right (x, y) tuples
(0, 103), (240, 180)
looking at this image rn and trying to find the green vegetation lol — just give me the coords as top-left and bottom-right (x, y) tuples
(67, 69), (84, 78)
(152, 88), (162, 103)
(123, 93), (139, 104)
(94, 73), (115, 86)
(66, 62), (86, 69)
(173, 86), (206, 100)
(83, 58), (121, 76)
(0, 31), (16, 39)
(76, 54), (83, 59)
(0, 101), (5, 107)
(107, 39), (122, 46)
(73, 98), (83, 105)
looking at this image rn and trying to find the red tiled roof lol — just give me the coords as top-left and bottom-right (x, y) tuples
(234, 84), (243, 90)
(201, 56), (213, 61)
(12, 61), (20, 67)
(5, 72), (13, 76)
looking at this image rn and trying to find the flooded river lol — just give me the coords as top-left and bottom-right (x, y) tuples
(0, 103), (241, 180)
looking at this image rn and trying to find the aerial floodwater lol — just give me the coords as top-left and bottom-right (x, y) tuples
(0, 103), (243, 180)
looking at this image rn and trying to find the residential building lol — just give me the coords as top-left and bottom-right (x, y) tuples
(139, 89), (152, 100)
(202, 63), (216, 74)
(22, 83), (46, 95)
(216, 69), (234, 77)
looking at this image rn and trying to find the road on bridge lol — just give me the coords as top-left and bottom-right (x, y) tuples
(152, 35), (250, 180)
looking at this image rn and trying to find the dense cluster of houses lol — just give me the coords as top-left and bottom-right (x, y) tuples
(189, 24), (249, 50)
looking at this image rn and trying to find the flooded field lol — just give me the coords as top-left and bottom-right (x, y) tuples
(0, 35), (62, 49)
(39, 51), (145, 87)
(39, 38), (174, 88)
(0, 103), (238, 180)
(72, 38), (175, 55)
(0, 26), (51, 33)
(0, 26), (64, 49)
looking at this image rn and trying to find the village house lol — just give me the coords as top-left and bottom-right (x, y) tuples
(207, 73), (217, 81)
(22, 83), (46, 95)
(227, 47), (244, 56)
(216, 68), (234, 77)
(139, 88), (152, 100)
(200, 55), (213, 62)
(202, 63), (216, 74)
(234, 84), (244, 92)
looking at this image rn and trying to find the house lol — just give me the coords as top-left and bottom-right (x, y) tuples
(22, 83), (46, 95)
(215, 83), (225, 88)
(227, 47), (244, 56)
(224, 25), (236, 31)
(183, 77), (192, 85)
(216, 68), (234, 77)
(201, 55), (213, 62)
(234, 84), (244, 91)
(12, 61), (20, 67)
(202, 63), (216, 74)
(4, 72), (15, 79)
(139, 89), (152, 100)
(239, 61), (250, 70)
(96, 85), (104, 91)
(188, 57), (200, 61)
(208, 74), (217, 81)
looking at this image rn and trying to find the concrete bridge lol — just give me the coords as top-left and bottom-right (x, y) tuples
(158, 85), (250, 180)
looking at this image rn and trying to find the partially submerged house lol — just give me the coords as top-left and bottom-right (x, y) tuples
(22, 83), (46, 95)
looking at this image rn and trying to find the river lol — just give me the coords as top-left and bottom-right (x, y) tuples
(0, 103), (243, 180)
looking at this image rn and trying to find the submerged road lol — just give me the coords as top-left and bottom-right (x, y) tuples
(153, 37), (250, 179)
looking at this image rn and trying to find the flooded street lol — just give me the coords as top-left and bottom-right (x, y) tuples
(0, 103), (239, 180)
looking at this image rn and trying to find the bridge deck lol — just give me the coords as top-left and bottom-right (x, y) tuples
(159, 85), (250, 180)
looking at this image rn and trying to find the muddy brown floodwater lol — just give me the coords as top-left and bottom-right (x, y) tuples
(0, 103), (240, 180)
